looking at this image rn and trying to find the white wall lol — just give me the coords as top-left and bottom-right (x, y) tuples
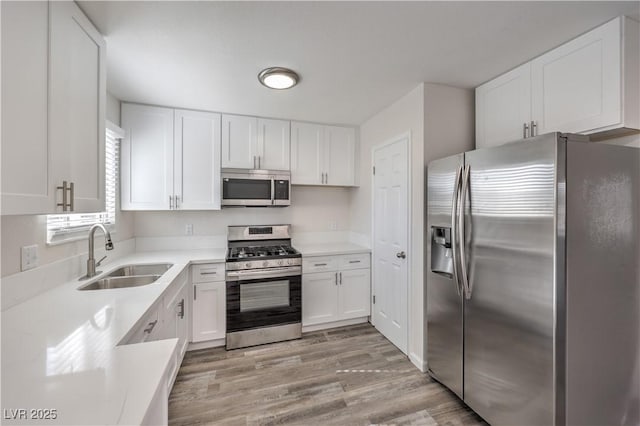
(352, 83), (475, 371)
(133, 186), (352, 237)
(1, 93), (134, 277)
(353, 84), (425, 369)
(422, 83), (475, 366)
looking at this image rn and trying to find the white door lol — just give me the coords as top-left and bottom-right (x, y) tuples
(49, 0), (106, 213)
(192, 282), (226, 342)
(221, 114), (257, 169)
(531, 17), (621, 135)
(372, 136), (409, 353)
(1, 1), (51, 215)
(174, 109), (221, 210)
(291, 121), (324, 185)
(325, 126), (356, 186)
(476, 63), (531, 148)
(121, 104), (174, 210)
(302, 272), (338, 326)
(257, 118), (290, 171)
(338, 268), (371, 319)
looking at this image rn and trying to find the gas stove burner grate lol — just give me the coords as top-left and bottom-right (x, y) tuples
(228, 245), (299, 260)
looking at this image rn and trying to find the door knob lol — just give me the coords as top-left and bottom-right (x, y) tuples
(396, 251), (406, 259)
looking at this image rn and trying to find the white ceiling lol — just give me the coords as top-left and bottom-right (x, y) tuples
(78, 1), (640, 126)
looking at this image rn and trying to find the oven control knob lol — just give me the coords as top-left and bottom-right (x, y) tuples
(245, 262), (251, 268)
(278, 260), (284, 266)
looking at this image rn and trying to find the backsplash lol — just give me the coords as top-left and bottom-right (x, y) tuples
(133, 186), (353, 237)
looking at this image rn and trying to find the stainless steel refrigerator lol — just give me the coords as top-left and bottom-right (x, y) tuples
(427, 132), (639, 426)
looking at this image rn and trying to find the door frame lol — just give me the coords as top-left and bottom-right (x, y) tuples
(370, 132), (412, 354)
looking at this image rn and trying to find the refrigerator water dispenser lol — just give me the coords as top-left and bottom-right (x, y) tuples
(431, 226), (453, 278)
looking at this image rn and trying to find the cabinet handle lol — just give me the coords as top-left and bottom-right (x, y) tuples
(143, 319), (158, 334)
(69, 182), (74, 211)
(175, 195), (180, 209)
(253, 156), (256, 169)
(178, 299), (185, 319)
(314, 263), (327, 267)
(530, 121), (537, 137)
(348, 260), (361, 264)
(258, 156), (261, 169)
(194, 286), (197, 301)
(200, 271), (217, 275)
(169, 195), (173, 209)
(325, 173), (328, 184)
(339, 272), (342, 285)
(335, 272), (338, 286)
(523, 122), (530, 139)
(57, 181), (67, 211)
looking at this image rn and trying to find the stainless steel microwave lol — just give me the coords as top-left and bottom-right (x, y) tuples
(221, 169), (291, 207)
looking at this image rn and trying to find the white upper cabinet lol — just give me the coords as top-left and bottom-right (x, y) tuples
(221, 114), (257, 169)
(1, 0), (106, 215)
(257, 118), (290, 171)
(291, 122), (324, 184)
(476, 64), (531, 149)
(49, 0), (106, 213)
(1, 1), (50, 215)
(291, 121), (357, 186)
(325, 126), (356, 186)
(531, 17), (638, 138)
(476, 16), (639, 148)
(121, 104), (175, 210)
(121, 103), (221, 211)
(222, 115), (291, 170)
(175, 109), (221, 210)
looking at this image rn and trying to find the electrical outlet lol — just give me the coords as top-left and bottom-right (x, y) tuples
(185, 224), (193, 235)
(21, 244), (39, 271)
(328, 221), (337, 231)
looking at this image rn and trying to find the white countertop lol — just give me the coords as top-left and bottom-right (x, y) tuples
(294, 242), (370, 257)
(1, 249), (226, 425)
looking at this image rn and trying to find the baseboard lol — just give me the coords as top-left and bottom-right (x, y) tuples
(409, 352), (427, 372)
(302, 317), (369, 333)
(187, 338), (225, 351)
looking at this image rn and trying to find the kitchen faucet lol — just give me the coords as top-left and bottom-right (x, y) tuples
(80, 224), (114, 280)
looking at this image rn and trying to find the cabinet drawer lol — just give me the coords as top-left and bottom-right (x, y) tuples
(338, 253), (370, 270)
(192, 263), (225, 283)
(303, 256), (339, 273)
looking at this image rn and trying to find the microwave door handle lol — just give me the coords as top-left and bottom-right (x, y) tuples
(271, 178), (275, 205)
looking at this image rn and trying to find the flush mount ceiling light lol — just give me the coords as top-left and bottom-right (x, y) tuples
(258, 67), (299, 90)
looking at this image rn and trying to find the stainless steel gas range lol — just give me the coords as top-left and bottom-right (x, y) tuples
(225, 225), (302, 350)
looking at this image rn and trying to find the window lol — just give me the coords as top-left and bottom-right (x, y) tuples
(46, 121), (124, 244)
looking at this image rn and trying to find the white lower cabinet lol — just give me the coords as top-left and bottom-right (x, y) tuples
(191, 263), (226, 343)
(302, 272), (338, 325)
(302, 253), (370, 327)
(161, 273), (189, 390)
(338, 268), (371, 318)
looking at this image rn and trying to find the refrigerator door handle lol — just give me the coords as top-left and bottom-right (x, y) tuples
(451, 165), (463, 296)
(459, 164), (471, 299)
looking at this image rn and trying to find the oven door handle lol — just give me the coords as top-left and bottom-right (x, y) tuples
(226, 266), (302, 281)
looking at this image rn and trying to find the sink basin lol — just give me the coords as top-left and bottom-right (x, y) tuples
(105, 263), (173, 277)
(79, 275), (161, 291)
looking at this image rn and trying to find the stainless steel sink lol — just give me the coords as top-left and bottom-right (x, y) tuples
(78, 263), (173, 291)
(105, 263), (173, 278)
(79, 275), (161, 291)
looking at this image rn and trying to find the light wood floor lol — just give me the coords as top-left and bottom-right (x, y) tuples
(169, 323), (485, 425)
